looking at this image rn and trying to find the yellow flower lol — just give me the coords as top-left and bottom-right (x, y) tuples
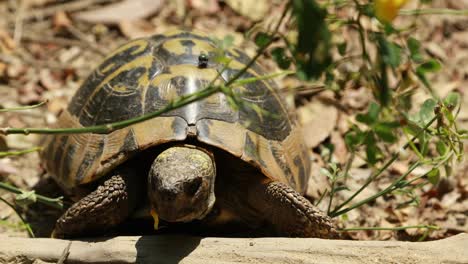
(374, 0), (409, 23)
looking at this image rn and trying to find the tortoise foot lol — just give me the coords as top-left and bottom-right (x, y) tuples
(259, 181), (338, 238)
(53, 169), (136, 238)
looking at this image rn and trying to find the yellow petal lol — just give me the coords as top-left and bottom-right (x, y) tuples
(375, 0), (409, 23)
(150, 208), (159, 230)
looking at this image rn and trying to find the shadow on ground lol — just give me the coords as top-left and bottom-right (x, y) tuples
(135, 235), (202, 263)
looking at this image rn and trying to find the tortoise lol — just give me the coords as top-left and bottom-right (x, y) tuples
(41, 30), (336, 238)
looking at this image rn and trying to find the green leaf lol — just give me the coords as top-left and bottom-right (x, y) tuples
(415, 70), (431, 90)
(418, 99), (437, 125)
(340, 213), (349, 221)
(374, 122), (398, 143)
(403, 121), (423, 136)
(427, 168), (440, 185)
(377, 35), (402, 68)
(320, 168), (334, 179)
(368, 102), (381, 122)
(406, 37), (421, 54)
(436, 141), (447, 156)
(360, 3), (374, 17)
(365, 133), (378, 164)
(271, 47), (291, 69)
(418, 131), (430, 156)
(344, 132), (358, 150)
(394, 179), (410, 189)
(417, 59), (441, 73)
(337, 42), (347, 56)
(333, 185), (350, 193)
(222, 35), (234, 49)
(407, 37), (424, 63)
(443, 92), (460, 108)
(383, 23), (397, 35)
(15, 191), (37, 207)
(254, 32), (272, 48)
(356, 102), (381, 125)
(329, 162), (338, 173)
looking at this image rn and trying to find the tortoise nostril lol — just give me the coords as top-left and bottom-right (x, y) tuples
(185, 177), (202, 196)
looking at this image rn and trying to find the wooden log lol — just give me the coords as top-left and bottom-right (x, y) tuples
(0, 234), (467, 264)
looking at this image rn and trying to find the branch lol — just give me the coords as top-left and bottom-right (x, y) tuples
(0, 234), (466, 263)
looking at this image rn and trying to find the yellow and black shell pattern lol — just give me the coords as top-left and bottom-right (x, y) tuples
(41, 30), (311, 194)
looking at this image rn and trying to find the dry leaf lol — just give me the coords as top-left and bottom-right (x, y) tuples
(0, 31), (15, 52)
(0, 158), (19, 176)
(425, 42), (447, 61)
(189, 0), (220, 14)
(53, 11), (71, 30)
(305, 152), (327, 200)
(119, 20), (157, 39)
(58, 46), (81, 64)
(342, 87), (371, 110)
(17, 79), (43, 105)
(39, 69), (61, 90)
(330, 131), (348, 164)
(441, 191), (461, 208)
(74, 0), (165, 24)
(224, 0), (269, 21)
(298, 100), (338, 148)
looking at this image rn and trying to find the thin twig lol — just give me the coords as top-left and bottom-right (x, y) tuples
(0, 146), (41, 158)
(56, 241), (72, 264)
(0, 196), (35, 237)
(0, 101), (47, 112)
(1, 4), (291, 136)
(0, 182), (63, 209)
(13, 0), (26, 45)
(0, 52), (84, 71)
(330, 115), (438, 215)
(331, 161), (421, 217)
(23, 0), (118, 19)
(400, 8), (468, 16)
(22, 34), (91, 47)
(65, 24), (108, 56)
(341, 224), (439, 232)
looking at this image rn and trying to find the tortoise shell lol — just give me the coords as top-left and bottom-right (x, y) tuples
(41, 30), (310, 194)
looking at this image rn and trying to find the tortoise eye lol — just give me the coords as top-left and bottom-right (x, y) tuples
(185, 177), (202, 196)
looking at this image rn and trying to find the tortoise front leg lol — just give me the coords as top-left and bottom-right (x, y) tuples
(249, 178), (338, 238)
(53, 168), (140, 238)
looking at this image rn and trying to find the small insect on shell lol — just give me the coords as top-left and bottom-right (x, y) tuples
(198, 53), (209, 68)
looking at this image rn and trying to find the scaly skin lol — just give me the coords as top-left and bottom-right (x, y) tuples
(53, 168), (139, 238)
(258, 180), (338, 238)
(148, 145), (216, 222)
(214, 151), (338, 238)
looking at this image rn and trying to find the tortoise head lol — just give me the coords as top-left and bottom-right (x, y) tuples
(148, 145), (216, 222)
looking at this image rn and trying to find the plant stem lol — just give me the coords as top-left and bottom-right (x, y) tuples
(326, 177), (336, 215)
(331, 161), (420, 217)
(232, 70), (295, 87)
(0, 182), (63, 209)
(330, 115), (438, 215)
(400, 8), (468, 16)
(0, 146), (41, 158)
(225, 3), (290, 88)
(2, 85), (221, 135)
(0, 100), (47, 112)
(340, 224), (439, 232)
(0, 196), (35, 237)
(1, 5), (290, 136)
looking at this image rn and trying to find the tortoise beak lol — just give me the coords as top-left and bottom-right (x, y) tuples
(150, 208), (159, 230)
